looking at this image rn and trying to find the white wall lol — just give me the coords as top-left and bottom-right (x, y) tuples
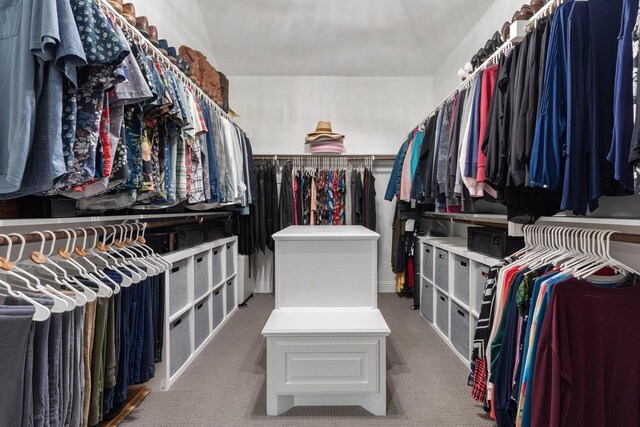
(431, 0), (524, 104)
(230, 76), (433, 155)
(133, 0), (219, 68)
(230, 76), (431, 293)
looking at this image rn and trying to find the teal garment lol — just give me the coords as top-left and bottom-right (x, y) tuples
(489, 269), (529, 383)
(410, 129), (425, 180)
(517, 271), (564, 427)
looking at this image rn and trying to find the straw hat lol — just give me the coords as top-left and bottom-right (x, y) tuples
(305, 121), (344, 143)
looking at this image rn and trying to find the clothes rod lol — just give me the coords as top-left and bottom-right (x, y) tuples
(0, 214), (230, 247)
(253, 155), (396, 161)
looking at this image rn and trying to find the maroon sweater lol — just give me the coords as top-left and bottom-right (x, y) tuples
(531, 277), (640, 427)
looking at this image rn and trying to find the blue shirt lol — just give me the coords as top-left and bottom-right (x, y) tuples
(464, 70), (483, 178)
(530, 2), (573, 191)
(384, 136), (410, 201)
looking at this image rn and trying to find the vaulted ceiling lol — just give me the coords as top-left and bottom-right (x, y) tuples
(197, 0), (494, 76)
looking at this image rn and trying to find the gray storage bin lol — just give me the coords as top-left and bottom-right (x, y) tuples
(211, 246), (223, 287)
(475, 264), (490, 314)
(170, 311), (192, 377)
(434, 248), (449, 292)
(422, 244), (434, 281)
(194, 252), (210, 299)
(226, 279), (235, 315)
(212, 285), (224, 331)
(194, 296), (211, 350)
(435, 290), (449, 337)
(168, 259), (189, 316)
(453, 254), (470, 305)
(451, 302), (470, 360)
(420, 278), (434, 322)
(225, 243), (235, 277)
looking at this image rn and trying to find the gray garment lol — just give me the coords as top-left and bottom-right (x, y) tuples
(212, 112), (227, 201)
(61, 310), (74, 427)
(48, 312), (63, 427)
(435, 101), (454, 196)
(455, 80), (477, 196)
(0, 0), (83, 195)
(427, 107), (444, 200)
(345, 166), (353, 225)
(70, 308), (84, 427)
(0, 305), (36, 427)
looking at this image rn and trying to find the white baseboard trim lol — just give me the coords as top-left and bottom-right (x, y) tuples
(377, 281), (396, 293)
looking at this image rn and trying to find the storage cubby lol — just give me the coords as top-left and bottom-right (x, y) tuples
(212, 285), (224, 331)
(225, 278), (236, 315)
(225, 242), (235, 277)
(418, 237), (500, 366)
(451, 302), (470, 359)
(422, 244), (433, 281)
(194, 251), (210, 300)
(420, 278), (434, 322)
(434, 248), (449, 292)
(435, 290), (449, 337)
(170, 310), (193, 377)
(211, 246), (223, 286)
(452, 254), (469, 306)
(194, 296), (211, 350)
(149, 236), (239, 391)
(168, 259), (190, 316)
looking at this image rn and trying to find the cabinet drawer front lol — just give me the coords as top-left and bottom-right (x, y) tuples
(272, 339), (380, 394)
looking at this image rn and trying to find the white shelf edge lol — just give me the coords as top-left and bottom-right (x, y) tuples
(169, 304), (192, 323)
(0, 211), (231, 227)
(449, 295), (470, 312)
(420, 274), (434, 285)
(225, 272), (237, 282)
(423, 212), (508, 224)
(212, 280), (225, 291)
(194, 289), (213, 306)
(471, 311), (480, 318)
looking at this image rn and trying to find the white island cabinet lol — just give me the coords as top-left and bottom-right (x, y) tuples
(262, 226), (390, 416)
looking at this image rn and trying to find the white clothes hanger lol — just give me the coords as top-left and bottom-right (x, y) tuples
(89, 226), (133, 288)
(0, 275), (50, 321)
(71, 228), (122, 294)
(121, 224), (161, 275)
(111, 225), (150, 279)
(103, 225), (143, 283)
(134, 223), (172, 271)
(12, 231), (91, 306)
(0, 233), (71, 313)
(52, 229), (115, 297)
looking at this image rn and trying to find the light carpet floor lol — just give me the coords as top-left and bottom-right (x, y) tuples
(121, 293), (494, 426)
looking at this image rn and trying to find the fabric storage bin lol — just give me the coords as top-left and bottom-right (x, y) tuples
(435, 290), (449, 337)
(451, 302), (470, 360)
(434, 248), (449, 292)
(170, 311), (192, 377)
(225, 243), (235, 277)
(475, 264), (490, 314)
(194, 296), (211, 350)
(211, 246), (223, 286)
(452, 254), (470, 306)
(422, 244), (434, 281)
(194, 251), (210, 300)
(168, 259), (190, 316)
(226, 279), (235, 315)
(420, 278), (434, 322)
(212, 285), (224, 331)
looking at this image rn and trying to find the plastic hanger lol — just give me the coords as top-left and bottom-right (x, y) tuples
(0, 233), (71, 313)
(128, 223), (168, 273)
(14, 231), (94, 305)
(103, 226), (143, 283)
(133, 223), (172, 271)
(3, 232), (78, 310)
(112, 225), (150, 279)
(122, 224), (161, 275)
(0, 275), (50, 321)
(49, 229), (114, 297)
(88, 226), (133, 288)
(71, 228), (122, 293)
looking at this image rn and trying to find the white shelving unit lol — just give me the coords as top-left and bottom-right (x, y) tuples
(148, 236), (238, 391)
(419, 237), (499, 368)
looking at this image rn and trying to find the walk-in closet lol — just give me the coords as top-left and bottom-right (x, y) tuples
(1, 0), (640, 425)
